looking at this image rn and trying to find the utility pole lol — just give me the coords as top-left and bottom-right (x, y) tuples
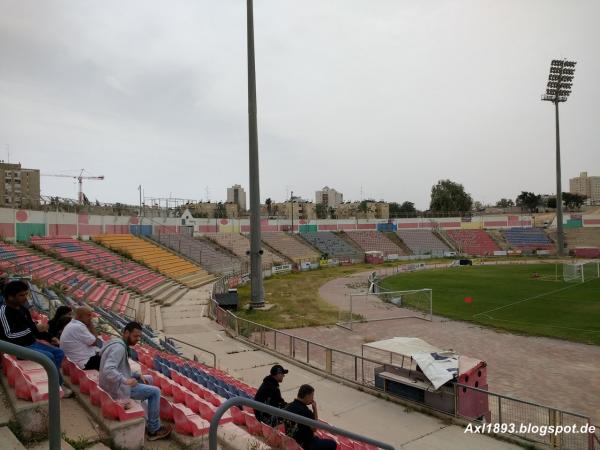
(290, 190), (294, 233)
(247, 0), (264, 307)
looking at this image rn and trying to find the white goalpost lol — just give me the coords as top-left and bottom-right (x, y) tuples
(337, 288), (433, 331)
(563, 260), (600, 283)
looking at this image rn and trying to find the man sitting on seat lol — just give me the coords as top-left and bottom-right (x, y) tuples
(254, 364), (288, 425)
(99, 321), (171, 441)
(285, 384), (336, 450)
(0, 280), (73, 397)
(60, 306), (101, 370)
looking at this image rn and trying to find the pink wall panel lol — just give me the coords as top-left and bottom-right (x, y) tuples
(318, 224), (337, 231)
(583, 219), (600, 225)
(338, 224), (357, 230)
(79, 225), (103, 235)
(157, 225), (178, 234)
(48, 224), (77, 237)
(396, 223), (421, 229)
(0, 223), (14, 238)
(105, 225), (129, 234)
(356, 223), (376, 230)
(261, 225), (279, 232)
(198, 225), (219, 233)
(440, 222), (462, 228)
(240, 225), (251, 233)
(484, 221), (507, 227)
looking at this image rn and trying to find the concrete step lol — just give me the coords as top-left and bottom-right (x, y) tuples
(0, 382), (13, 426)
(28, 438), (76, 450)
(0, 426), (26, 450)
(162, 287), (190, 307)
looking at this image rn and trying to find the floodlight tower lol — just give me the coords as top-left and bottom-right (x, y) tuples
(541, 59), (576, 256)
(247, 0), (264, 307)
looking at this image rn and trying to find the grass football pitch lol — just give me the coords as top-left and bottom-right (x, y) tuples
(380, 263), (600, 345)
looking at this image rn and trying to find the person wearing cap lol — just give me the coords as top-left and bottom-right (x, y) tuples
(254, 364), (289, 425)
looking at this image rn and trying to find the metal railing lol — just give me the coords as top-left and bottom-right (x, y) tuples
(208, 397), (395, 450)
(0, 340), (61, 450)
(208, 299), (595, 450)
(165, 336), (217, 368)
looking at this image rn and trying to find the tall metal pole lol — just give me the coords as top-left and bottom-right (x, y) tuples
(247, 0), (264, 307)
(290, 190), (294, 233)
(554, 101), (564, 256)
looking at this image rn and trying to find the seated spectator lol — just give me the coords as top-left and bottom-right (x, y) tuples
(254, 364), (288, 425)
(99, 321), (171, 441)
(60, 306), (101, 370)
(285, 385), (336, 450)
(0, 280), (72, 397)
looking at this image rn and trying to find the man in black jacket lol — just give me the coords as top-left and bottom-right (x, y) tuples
(0, 280), (72, 397)
(254, 364), (288, 425)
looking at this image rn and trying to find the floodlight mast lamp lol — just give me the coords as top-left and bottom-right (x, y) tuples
(247, 0), (264, 307)
(541, 59), (576, 257)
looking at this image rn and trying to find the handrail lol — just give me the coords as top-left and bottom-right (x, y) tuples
(165, 336), (217, 368)
(0, 340), (61, 450)
(208, 397), (395, 450)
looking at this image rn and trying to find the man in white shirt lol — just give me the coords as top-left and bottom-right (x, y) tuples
(60, 306), (101, 370)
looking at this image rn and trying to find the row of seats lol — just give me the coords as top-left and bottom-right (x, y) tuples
(93, 234), (215, 288)
(299, 232), (363, 261)
(151, 234), (242, 275)
(137, 346), (376, 449)
(345, 231), (406, 257)
(261, 232), (320, 264)
(446, 230), (500, 256)
(0, 243), (132, 314)
(30, 236), (168, 294)
(502, 228), (554, 251)
(205, 233), (284, 267)
(2, 352), (68, 402)
(396, 230), (452, 255)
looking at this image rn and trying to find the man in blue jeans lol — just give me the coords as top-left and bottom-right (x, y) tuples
(99, 321), (171, 441)
(0, 280), (73, 397)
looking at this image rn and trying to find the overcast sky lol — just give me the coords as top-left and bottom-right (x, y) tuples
(1, 1), (598, 210)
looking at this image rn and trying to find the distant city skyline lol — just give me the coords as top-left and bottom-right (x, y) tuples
(2, 1), (599, 209)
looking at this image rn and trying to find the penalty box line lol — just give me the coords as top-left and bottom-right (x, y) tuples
(472, 282), (585, 319)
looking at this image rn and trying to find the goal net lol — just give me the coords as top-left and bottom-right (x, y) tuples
(563, 261), (600, 282)
(337, 288), (432, 331)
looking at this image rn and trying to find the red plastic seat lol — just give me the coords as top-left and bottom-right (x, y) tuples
(79, 371), (99, 395)
(171, 384), (189, 404)
(98, 388), (145, 421)
(230, 406), (246, 426)
(90, 383), (102, 406)
(160, 395), (174, 421)
(172, 403), (210, 437)
(280, 431), (303, 450)
(244, 413), (262, 436)
(262, 422), (282, 447)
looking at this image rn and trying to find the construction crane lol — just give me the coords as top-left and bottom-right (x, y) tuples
(42, 169), (105, 205)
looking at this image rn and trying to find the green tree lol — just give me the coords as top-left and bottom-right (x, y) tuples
(562, 192), (587, 210)
(546, 197), (557, 209)
(515, 191), (542, 213)
(265, 198), (272, 216)
(214, 202), (227, 218)
(315, 203), (328, 219)
(496, 198), (514, 208)
(358, 200), (369, 214)
(429, 180), (473, 213)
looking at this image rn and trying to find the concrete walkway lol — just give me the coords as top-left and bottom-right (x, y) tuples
(160, 288), (521, 450)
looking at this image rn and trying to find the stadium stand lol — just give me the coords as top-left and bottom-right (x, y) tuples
(261, 232), (320, 264)
(564, 228), (600, 250)
(502, 228), (554, 252)
(300, 231), (363, 261)
(396, 230), (452, 255)
(0, 242), (137, 315)
(30, 236), (170, 294)
(151, 233), (243, 275)
(204, 233), (284, 267)
(446, 230), (500, 256)
(345, 231), (406, 257)
(93, 234), (215, 288)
